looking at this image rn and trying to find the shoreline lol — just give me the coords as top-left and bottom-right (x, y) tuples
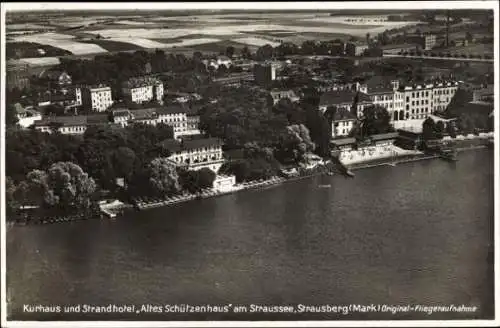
(8, 143), (492, 225)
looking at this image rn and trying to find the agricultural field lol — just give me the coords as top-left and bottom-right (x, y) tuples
(5, 11), (424, 59)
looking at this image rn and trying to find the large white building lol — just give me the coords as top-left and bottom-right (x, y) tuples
(14, 104), (42, 129)
(122, 76), (164, 104)
(160, 138), (225, 173)
(111, 105), (201, 139)
(400, 81), (459, 121)
(366, 81), (405, 122)
(331, 109), (356, 138)
(79, 85), (113, 112)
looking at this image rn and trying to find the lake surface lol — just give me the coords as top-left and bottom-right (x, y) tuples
(6, 149), (494, 321)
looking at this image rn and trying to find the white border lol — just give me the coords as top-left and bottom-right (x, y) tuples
(1, 1), (498, 328)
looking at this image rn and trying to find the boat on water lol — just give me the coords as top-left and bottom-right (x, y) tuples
(386, 162), (397, 167)
(345, 170), (355, 177)
(440, 149), (458, 162)
(318, 184), (331, 188)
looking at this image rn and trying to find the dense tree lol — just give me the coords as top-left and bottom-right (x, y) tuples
(241, 46), (252, 59)
(225, 46), (235, 58)
(360, 105), (393, 136)
(147, 158), (181, 196)
(179, 167), (216, 193)
(304, 106), (331, 157)
(112, 147), (137, 181)
(435, 121), (445, 139)
(256, 44), (274, 61)
(446, 121), (457, 138)
(25, 162), (97, 210)
(6, 104), (19, 126)
(422, 117), (437, 140)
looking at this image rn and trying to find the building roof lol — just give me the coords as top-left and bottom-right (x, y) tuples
(332, 109), (356, 121)
(131, 108), (158, 120)
(319, 90), (356, 106)
(34, 115), (87, 126)
(348, 41), (368, 46)
(157, 105), (187, 115)
(122, 76), (162, 89)
(331, 137), (356, 146)
(86, 114), (110, 125)
(217, 55), (231, 61)
(159, 137), (223, 153)
(370, 132), (399, 141)
(112, 109), (131, 118)
(367, 86), (394, 94)
(380, 43), (418, 50)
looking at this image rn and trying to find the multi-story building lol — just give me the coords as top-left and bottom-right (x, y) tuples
(431, 81), (459, 113)
(33, 116), (88, 135)
(269, 89), (300, 104)
(122, 76), (164, 104)
(365, 81), (405, 122)
(331, 109), (356, 138)
(79, 85), (113, 112)
(111, 105), (200, 139)
(407, 33), (436, 51)
(13, 104), (42, 129)
(160, 137), (225, 173)
(345, 41), (369, 56)
(315, 80), (368, 94)
(318, 90), (372, 118)
(400, 80), (459, 120)
(472, 85), (494, 102)
(253, 62), (278, 86)
(380, 43), (419, 55)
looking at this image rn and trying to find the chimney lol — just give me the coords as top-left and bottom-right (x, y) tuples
(445, 10), (450, 47)
(391, 80), (399, 91)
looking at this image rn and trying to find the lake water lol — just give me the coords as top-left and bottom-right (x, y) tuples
(6, 149), (494, 321)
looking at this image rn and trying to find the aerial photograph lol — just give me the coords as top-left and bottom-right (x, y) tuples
(1, 1), (496, 326)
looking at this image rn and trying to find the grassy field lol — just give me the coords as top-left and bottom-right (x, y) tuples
(439, 43), (493, 56)
(6, 41), (72, 59)
(186, 40), (259, 54)
(80, 39), (145, 51)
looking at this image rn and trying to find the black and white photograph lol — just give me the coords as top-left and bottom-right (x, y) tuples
(0, 1), (498, 327)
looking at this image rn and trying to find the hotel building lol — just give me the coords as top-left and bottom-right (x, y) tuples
(122, 76), (164, 104)
(160, 138), (225, 173)
(79, 85), (114, 112)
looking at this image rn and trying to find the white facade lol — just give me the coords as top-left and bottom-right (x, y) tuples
(368, 91), (405, 122)
(82, 86), (113, 112)
(213, 175), (236, 192)
(34, 124), (87, 135)
(123, 82), (164, 104)
(16, 110), (42, 129)
(168, 144), (225, 173)
(432, 82), (459, 113)
(75, 87), (82, 106)
(401, 81), (458, 120)
(332, 119), (355, 138)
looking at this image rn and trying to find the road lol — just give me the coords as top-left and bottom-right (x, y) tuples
(383, 54), (494, 63)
